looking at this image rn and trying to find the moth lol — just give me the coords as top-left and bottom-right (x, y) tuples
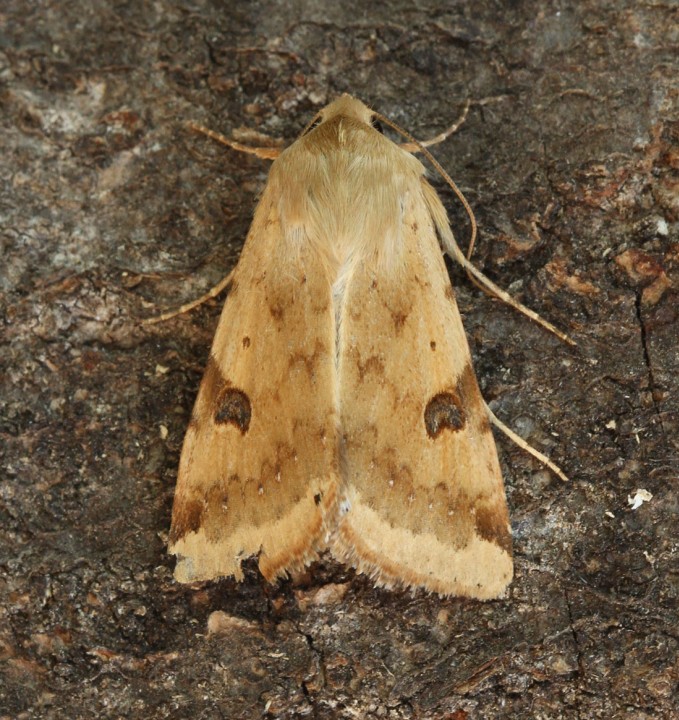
(166, 95), (568, 599)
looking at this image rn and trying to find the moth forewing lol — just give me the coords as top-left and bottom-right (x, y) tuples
(168, 178), (342, 583)
(330, 164), (512, 599)
(168, 95), (518, 598)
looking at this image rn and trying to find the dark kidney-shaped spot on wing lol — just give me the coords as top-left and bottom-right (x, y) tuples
(214, 388), (251, 433)
(424, 391), (466, 438)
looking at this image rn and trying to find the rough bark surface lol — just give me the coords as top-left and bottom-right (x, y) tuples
(1, 2), (677, 719)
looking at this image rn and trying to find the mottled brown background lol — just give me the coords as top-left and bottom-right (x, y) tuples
(1, 1), (677, 718)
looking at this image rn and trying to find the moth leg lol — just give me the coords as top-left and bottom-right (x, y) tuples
(386, 106), (575, 347)
(187, 122), (281, 159)
(142, 268), (235, 324)
(484, 401), (570, 483)
(448, 234), (576, 346)
(397, 99), (471, 152)
(420, 183), (576, 346)
(144, 118), (279, 325)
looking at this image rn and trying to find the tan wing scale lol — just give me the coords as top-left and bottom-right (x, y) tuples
(331, 175), (512, 600)
(169, 191), (340, 582)
(168, 95), (515, 598)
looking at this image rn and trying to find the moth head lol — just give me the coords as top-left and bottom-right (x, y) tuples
(302, 94), (384, 135)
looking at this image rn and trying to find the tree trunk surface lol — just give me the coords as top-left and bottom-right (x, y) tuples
(1, 2), (677, 718)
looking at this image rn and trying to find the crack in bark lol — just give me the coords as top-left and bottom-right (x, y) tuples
(203, 36), (220, 67)
(299, 627), (326, 718)
(564, 587), (584, 720)
(635, 290), (666, 435)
